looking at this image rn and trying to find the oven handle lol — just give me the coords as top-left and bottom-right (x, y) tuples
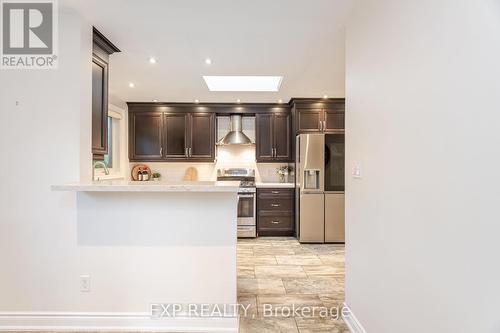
(238, 194), (255, 198)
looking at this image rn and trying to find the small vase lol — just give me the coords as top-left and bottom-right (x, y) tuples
(279, 174), (285, 183)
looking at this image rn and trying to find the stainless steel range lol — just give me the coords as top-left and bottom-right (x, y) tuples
(217, 168), (256, 238)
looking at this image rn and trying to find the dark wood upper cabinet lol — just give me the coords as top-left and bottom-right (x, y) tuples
(91, 28), (120, 160)
(324, 108), (345, 132)
(129, 109), (215, 162)
(129, 112), (163, 160)
(128, 102), (293, 163)
(189, 113), (215, 160)
(255, 113), (274, 162)
(91, 58), (107, 156)
(164, 113), (188, 159)
(256, 113), (292, 162)
(296, 108), (323, 133)
(292, 99), (345, 135)
(273, 113), (291, 160)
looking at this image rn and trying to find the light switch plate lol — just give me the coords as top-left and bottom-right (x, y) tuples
(353, 165), (362, 179)
(80, 274), (91, 292)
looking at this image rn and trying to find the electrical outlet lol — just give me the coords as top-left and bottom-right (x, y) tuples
(80, 275), (91, 292)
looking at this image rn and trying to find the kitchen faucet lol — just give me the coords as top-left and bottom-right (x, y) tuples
(93, 161), (110, 181)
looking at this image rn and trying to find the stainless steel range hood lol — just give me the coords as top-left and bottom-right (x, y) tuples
(218, 115), (253, 145)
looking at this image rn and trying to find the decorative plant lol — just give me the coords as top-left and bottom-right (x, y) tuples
(276, 165), (291, 175)
(152, 172), (161, 179)
(276, 165), (291, 182)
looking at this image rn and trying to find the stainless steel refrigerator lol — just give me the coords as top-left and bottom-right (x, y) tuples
(295, 133), (345, 243)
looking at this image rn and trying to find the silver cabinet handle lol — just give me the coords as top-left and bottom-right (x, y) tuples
(271, 220), (280, 224)
(189, 147), (192, 157)
(319, 120), (322, 131)
(160, 147), (163, 156)
(185, 147), (188, 157)
(271, 203), (280, 207)
(271, 191), (280, 194)
(323, 120), (326, 131)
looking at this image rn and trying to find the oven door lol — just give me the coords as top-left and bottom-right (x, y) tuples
(237, 193), (255, 226)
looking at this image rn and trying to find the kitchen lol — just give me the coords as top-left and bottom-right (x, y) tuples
(4, 1), (495, 333)
(51, 15), (347, 332)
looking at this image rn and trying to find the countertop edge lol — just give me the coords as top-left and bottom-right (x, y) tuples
(51, 183), (240, 193)
(255, 182), (295, 189)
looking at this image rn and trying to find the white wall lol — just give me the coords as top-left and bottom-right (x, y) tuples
(0, 3), (92, 313)
(345, 0), (500, 332)
(0, 4), (237, 332)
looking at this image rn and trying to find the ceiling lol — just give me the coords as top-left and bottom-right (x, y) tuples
(67, 0), (352, 103)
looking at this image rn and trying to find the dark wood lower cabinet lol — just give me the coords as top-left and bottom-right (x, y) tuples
(257, 188), (295, 236)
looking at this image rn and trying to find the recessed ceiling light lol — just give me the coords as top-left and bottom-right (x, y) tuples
(152, 99), (158, 102)
(323, 94), (328, 99)
(128, 82), (135, 88)
(194, 99), (200, 103)
(205, 58), (212, 65)
(278, 99), (283, 103)
(149, 57), (156, 64)
(236, 99), (241, 103)
(203, 76), (283, 92)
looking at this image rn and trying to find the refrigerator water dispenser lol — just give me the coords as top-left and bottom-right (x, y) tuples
(304, 169), (320, 190)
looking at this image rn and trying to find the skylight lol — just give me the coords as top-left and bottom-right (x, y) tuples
(203, 76), (283, 92)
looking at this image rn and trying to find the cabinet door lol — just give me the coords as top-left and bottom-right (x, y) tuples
(189, 113), (215, 161)
(129, 112), (163, 160)
(324, 108), (345, 131)
(91, 55), (108, 157)
(164, 113), (188, 160)
(273, 113), (291, 161)
(296, 109), (323, 133)
(256, 113), (274, 162)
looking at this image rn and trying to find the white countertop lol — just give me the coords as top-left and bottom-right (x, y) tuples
(256, 182), (295, 188)
(52, 180), (241, 193)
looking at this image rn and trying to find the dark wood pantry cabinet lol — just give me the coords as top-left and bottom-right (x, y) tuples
(256, 113), (292, 162)
(91, 28), (120, 160)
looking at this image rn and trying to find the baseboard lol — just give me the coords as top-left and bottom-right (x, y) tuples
(342, 303), (367, 333)
(0, 312), (239, 332)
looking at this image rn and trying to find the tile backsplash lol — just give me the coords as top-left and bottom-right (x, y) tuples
(129, 144), (294, 183)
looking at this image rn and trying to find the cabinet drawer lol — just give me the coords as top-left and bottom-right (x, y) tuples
(259, 216), (293, 230)
(258, 198), (293, 212)
(258, 188), (294, 198)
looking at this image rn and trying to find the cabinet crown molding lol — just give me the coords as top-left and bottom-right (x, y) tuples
(93, 27), (121, 54)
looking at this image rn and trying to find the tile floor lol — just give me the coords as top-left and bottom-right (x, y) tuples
(237, 237), (348, 333)
(13, 237), (346, 333)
